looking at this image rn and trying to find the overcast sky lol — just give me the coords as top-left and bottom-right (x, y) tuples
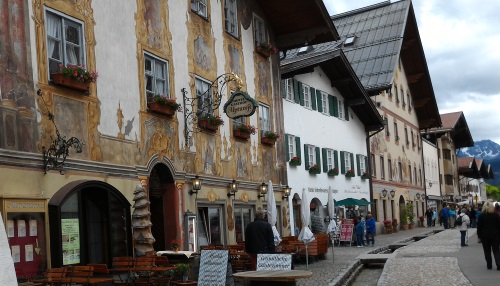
(324, 0), (500, 145)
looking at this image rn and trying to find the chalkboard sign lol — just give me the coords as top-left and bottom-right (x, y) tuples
(198, 250), (229, 286)
(257, 254), (292, 271)
(340, 224), (354, 242)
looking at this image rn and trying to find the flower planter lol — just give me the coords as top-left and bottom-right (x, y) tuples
(233, 129), (250, 140)
(289, 160), (301, 166)
(148, 102), (176, 116)
(308, 169), (321, 175)
(401, 224), (409, 231)
(198, 119), (219, 132)
(51, 72), (90, 92)
(361, 175), (371, 180)
(256, 46), (272, 58)
(384, 223), (392, 234)
(345, 173), (355, 178)
(392, 224), (398, 233)
(261, 136), (277, 146)
(409, 223), (415, 229)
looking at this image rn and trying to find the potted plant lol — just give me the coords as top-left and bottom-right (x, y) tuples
(170, 239), (180, 252)
(327, 167), (339, 177)
(261, 131), (280, 145)
(361, 171), (371, 179)
(345, 169), (355, 178)
(308, 164), (321, 175)
(400, 205), (408, 230)
(148, 94), (182, 116)
(234, 123), (256, 140)
(289, 156), (301, 166)
(255, 42), (278, 58)
(174, 263), (191, 282)
(198, 114), (224, 131)
(418, 215), (425, 227)
(392, 218), (398, 233)
(51, 64), (98, 92)
(383, 219), (392, 234)
(407, 203), (415, 229)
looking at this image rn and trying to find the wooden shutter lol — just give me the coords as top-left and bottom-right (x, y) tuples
(365, 156), (369, 174)
(315, 147), (321, 168)
(328, 94), (335, 116)
(344, 103), (349, 121)
(310, 87), (317, 110)
(350, 153), (355, 172)
(334, 150), (339, 169)
(332, 96), (339, 117)
(295, 137), (301, 165)
(340, 151), (345, 174)
(304, 145), (309, 170)
(322, 148), (328, 172)
(285, 134), (290, 161)
(298, 81), (305, 106)
(316, 90), (323, 113)
(356, 154), (361, 176)
(293, 79), (300, 104)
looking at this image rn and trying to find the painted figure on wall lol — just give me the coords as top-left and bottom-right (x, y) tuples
(257, 62), (269, 97)
(236, 145), (248, 178)
(228, 45), (240, 75)
(194, 35), (211, 71)
(144, 0), (163, 49)
(202, 137), (216, 175)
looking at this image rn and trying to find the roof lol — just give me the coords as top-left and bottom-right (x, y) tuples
(475, 159), (495, 179)
(255, 0), (339, 50)
(329, 0), (441, 129)
(426, 111), (474, 148)
(281, 47), (384, 131)
(457, 157), (479, 178)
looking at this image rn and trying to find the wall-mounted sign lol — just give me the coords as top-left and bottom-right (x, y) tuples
(223, 90), (258, 119)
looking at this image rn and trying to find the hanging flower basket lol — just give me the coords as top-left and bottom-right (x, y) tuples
(51, 72), (91, 92)
(51, 64), (98, 92)
(327, 168), (339, 177)
(261, 131), (280, 146)
(148, 95), (181, 116)
(345, 169), (355, 178)
(233, 129), (251, 140)
(256, 43), (278, 58)
(289, 156), (301, 166)
(308, 164), (321, 175)
(361, 172), (371, 179)
(198, 114), (224, 132)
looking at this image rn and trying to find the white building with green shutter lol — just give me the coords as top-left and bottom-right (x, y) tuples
(281, 47), (383, 234)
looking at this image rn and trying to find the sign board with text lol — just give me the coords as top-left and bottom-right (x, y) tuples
(257, 254), (292, 270)
(340, 224), (354, 242)
(198, 250), (229, 286)
(223, 91), (258, 119)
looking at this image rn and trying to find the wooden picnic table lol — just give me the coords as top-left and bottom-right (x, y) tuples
(233, 270), (312, 286)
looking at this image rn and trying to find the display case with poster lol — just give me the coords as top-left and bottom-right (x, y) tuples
(0, 197), (49, 283)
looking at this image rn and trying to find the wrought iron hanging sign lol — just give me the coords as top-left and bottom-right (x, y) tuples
(223, 90), (258, 119)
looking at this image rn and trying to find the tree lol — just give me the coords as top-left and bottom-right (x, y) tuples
(486, 184), (500, 201)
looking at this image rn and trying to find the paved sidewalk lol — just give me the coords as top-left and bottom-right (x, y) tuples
(293, 225), (440, 286)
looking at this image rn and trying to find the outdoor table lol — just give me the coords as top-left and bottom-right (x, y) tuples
(111, 266), (177, 286)
(157, 250), (198, 264)
(233, 270), (312, 286)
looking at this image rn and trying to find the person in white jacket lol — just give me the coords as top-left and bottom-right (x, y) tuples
(458, 208), (471, 246)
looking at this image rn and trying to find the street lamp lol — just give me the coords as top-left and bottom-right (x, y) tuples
(381, 189), (388, 198)
(189, 175), (202, 195)
(390, 190), (396, 198)
(257, 182), (268, 200)
(282, 185), (291, 200)
(227, 179), (239, 198)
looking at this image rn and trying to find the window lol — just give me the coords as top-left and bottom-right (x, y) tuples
(234, 206), (252, 243)
(46, 10), (85, 74)
(445, 175), (454, 186)
(287, 134), (296, 159)
(233, 115), (246, 127)
(405, 127), (409, 145)
(326, 149), (335, 170)
(191, 0), (208, 18)
(401, 88), (405, 107)
(380, 156), (385, 179)
(385, 117), (390, 136)
(321, 91), (329, 114)
(398, 161), (403, 182)
(195, 76), (213, 115)
(259, 104), (270, 134)
(411, 131), (415, 147)
(388, 159), (392, 180)
(197, 206), (224, 246)
(344, 151), (352, 171)
(382, 200), (387, 221)
(370, 154), (376, 178)
(408, 163), (412, 184)
(414, 166), (417, 185)
(224, 0), (238, 37)
(359, 155), (367, 174)
(338, 100), (344, 119)
(145, 53), (169, 100)
(302, 84), (311, 108)
(395, 86), (399, 103)
(253, 15), (266, 46)
(443, 149), (452, 160)
(394, 122), (399, 141)
(307, 145), (316, 167)
(407, 92), (411, 111)
(284, 79), (293, 101)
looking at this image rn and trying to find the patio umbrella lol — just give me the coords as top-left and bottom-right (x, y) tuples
(327, 186), (337, 262)
(298, 188), (315, 269)
(266, 180), (281, 246)
(335, 198), (373, 207)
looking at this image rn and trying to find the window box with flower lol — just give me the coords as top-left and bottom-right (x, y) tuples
(51, 64), (98, 92)
(289, 156), (301, 166)
(261, 131), (280, 145)
(345, 169), (355, 178)
(198, 114), (224, 132)
(148, 94), (182, 116)
(234, 123), (256, 140)
(171, 239), (180, 252)
(256, 43), (278, 58)
(327, 167), (339, 177)
(308, 164), (321, 175)
(361, 171), (371, 179)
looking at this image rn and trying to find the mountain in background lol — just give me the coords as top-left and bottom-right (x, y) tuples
(457, 140), (500, 186)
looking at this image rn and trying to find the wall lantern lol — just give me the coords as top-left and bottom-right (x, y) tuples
(282, 185), (291, 200)
(390, 190), (396, 198)
(257, 182), (268, 200)
(227, 179), (239, 198)
(189, 175), (202, 195)
(416, 193), (421, 200)
(381, 189), (388, 198)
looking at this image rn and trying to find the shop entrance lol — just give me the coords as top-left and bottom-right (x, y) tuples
(49, 181), (132, 267)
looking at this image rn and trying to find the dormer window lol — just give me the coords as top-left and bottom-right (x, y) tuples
(344, 36), (355, 46)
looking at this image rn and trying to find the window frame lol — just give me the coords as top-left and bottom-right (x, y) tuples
(338, 99), (344, 119)
(224, 0), (238, 38)
(284, 79), (294, 101)
(144, 52), (170, 101)
(326, 149), (335, 171)
(259, 103), (270, 134)
(380, 156), (385, 179)
(287, 134), (296, 159)
(307, 145), (316, 168)
(344, 151), (352, 171)
(321, 91), (329, 114)
(302, 84), (311, 109)
(45, 9), (86, 76)
(388, 159), (392, 181)
(195, 76), (213, 115)
(191, 0), (208, 18)
(253, 15), (266, 46)
(359, 155), (367, 174)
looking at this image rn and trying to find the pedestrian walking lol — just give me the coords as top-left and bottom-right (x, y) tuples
(469, 207), (477, 228)
(245, 210), (275, 270)
(365, 214), (376, 246)
(432, 208), (437, 226)
(440, 203), (450, 229)
(449, 206), (456, 229)
(355, 216), (365, 247)
(425, 207), (433, 227)
(477, 202), (500, 270)
(456, 208), (470, 246)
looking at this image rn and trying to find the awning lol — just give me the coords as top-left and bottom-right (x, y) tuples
(335, 198), (374, 207)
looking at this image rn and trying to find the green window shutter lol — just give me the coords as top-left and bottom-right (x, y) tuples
(356, 154), (361, 176)
(328, 94), (335, 116)
(322, 148), (328, 172)
(281, 80), (286, 98)
(332, 96), (339, 117)
(345, 103), (349, 121)
(316, 90), (323, 113)
(293, 79), (300, 104)
(315, 147), (321, 167)
(295, 136), (301, 165)
(285, 134), (290, 161)
(310, 87), (317, 110)
(334, 150), (339, 169)
(365, 156), (369, 173)
(340, 151), (345, 174)
(304, 145), (310, 170)
(298, 81), (305, 106)
(350, 153), (355, 173)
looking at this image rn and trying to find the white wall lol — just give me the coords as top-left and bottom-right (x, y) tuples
(423, 139), (440, 197)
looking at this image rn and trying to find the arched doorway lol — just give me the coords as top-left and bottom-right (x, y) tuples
(48, 181), (132, 267)
(148, 163), (176, 252)
(309, 198), (324, 233)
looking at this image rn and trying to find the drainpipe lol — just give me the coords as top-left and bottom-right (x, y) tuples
(366, 121), (386, 206)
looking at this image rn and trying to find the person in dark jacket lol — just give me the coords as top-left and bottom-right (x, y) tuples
(245, 210), (275, 270)
(477, 202), (500, 270)
(425, 207), (433, 227)
(365, 214), (376, 246)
